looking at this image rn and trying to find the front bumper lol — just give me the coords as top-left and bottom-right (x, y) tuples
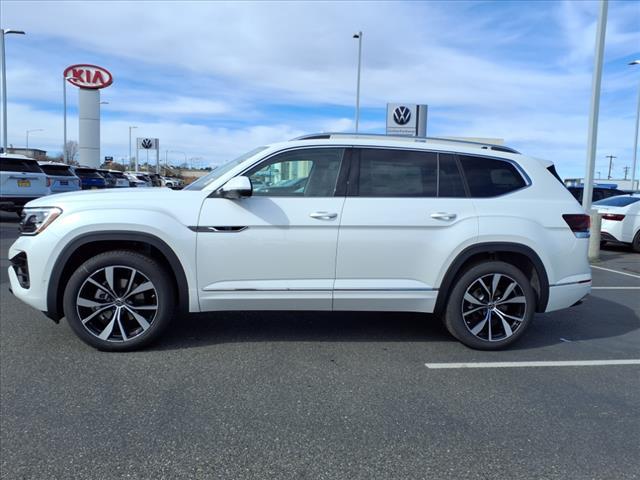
(8, 235), (53, 314)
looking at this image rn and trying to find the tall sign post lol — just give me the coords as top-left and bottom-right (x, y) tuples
(386, 103), (428, 137)
(582, 0), (607, 261)
(136, 137), (160, 173)
(63, 64), (113, 168)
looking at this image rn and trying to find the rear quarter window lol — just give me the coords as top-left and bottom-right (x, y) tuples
(0, 158), (43, 173)
(459, 155), (527, 197)
(39, 165), (75, 176)
(75, 169), (103, 179)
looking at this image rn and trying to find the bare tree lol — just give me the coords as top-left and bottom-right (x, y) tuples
(63, 141), (79, 163)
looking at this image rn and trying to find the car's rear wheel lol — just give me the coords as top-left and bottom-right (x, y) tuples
(444, 261), (536, 350)
(632, 231), (640, 253)
(63, 250), (174, 351)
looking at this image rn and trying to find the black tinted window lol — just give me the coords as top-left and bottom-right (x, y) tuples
(438, 154), (466, 197)
(459, 156), (526, 197)
(39, 164), (74, 176)
(358, 149), (437, 197)
(75, 169), (103, 179)
(594, 196), (640, 207)
(0, 158), (43, 173)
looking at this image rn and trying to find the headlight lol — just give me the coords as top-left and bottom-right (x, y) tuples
(19, 207), (63, 235)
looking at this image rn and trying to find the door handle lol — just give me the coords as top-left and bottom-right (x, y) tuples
(310, 211), (338, 220)
(430, 212), (457, 221)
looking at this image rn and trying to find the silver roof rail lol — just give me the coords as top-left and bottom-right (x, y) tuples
(290, 132), (520, 154)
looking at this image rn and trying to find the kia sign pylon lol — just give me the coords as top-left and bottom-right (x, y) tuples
(64, 64), (112, 168)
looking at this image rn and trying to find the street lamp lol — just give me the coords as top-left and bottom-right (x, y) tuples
(1, 28), (26, 151)
(128, 126), (137, 169)
(629, 60), (640, 191)
(26, 129), (43, 149)
(353, 31), (363, 133)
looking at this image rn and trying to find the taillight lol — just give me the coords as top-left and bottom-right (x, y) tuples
(602, 213), (625, 221)
(562, 214), (590, 238)
(46, 177), (52, 187)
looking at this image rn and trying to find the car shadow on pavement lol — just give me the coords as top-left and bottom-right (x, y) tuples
(152, 295), (639, 351)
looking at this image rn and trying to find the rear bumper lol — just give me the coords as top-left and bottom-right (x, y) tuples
(545, 281), (591, 312)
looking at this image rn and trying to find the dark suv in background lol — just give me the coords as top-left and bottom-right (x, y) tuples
(568, 186), (626, 204)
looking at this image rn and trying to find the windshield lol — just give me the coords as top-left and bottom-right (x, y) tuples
(594, 196), (640, 207)
(184, 146), (268, 191)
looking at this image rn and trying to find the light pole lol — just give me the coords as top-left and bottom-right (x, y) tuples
(63, 73), (68, 162)
(630, 60), (640, 191)
(353, 31), (363, 133)
(582, 0), (607, 262)
(128, 126), (137, 170)
(26, 129), (43, 149)
(1, 29), (26, 151)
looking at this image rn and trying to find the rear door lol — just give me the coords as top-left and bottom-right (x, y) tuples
(334, 148), (478, 313)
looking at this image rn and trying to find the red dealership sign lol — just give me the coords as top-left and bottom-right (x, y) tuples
(64, 64), (113, 89)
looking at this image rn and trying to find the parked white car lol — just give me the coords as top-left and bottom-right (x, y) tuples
(8, 134), (591, 351)
(1, 154), (50, 214)
(125, 171), (153, 187)
(124, 173), (150, 187)
(594, 194), (640, 252)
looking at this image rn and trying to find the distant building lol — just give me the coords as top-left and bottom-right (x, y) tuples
(5, 147), (47, 160)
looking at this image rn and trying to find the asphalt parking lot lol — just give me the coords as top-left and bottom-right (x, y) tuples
(1, 211), (638, 480)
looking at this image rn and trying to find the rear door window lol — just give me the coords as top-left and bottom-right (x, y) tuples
(0, 158), (43, 173)
(459, 155), (527, 197)
(356, 149), (437, 197)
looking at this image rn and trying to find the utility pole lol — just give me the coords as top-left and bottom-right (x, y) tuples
(623, 166), (630, 180)
(606, 155), (616, 179)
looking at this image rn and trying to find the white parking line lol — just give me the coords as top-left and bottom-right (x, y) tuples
(591, 265), (640, 279)
(425, 360), (640, 369)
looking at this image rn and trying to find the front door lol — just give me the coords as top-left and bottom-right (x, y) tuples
(197, 147), (348, 311)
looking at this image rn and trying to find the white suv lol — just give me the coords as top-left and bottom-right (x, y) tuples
(1, 154), (50, 214)
(8, 134), (592, 351)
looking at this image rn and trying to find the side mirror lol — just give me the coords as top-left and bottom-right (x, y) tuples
(219, 176), (252, 199)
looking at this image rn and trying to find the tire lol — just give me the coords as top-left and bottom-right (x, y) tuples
(63, 250), (175, 351)
(632, 231), (640, 253)
(444, 261), (536, 350)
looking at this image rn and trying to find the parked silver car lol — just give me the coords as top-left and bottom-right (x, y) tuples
(38, 161), (81, 194)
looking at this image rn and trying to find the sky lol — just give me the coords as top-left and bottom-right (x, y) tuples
(1, 0), (639, 178)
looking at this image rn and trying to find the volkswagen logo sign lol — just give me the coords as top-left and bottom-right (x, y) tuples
(393, 106), (412, 125)
(141, 138), (154, 149)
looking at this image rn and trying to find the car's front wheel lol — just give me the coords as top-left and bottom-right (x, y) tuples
(444, 261), (536, 350)
(63, 250), (175, 351)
